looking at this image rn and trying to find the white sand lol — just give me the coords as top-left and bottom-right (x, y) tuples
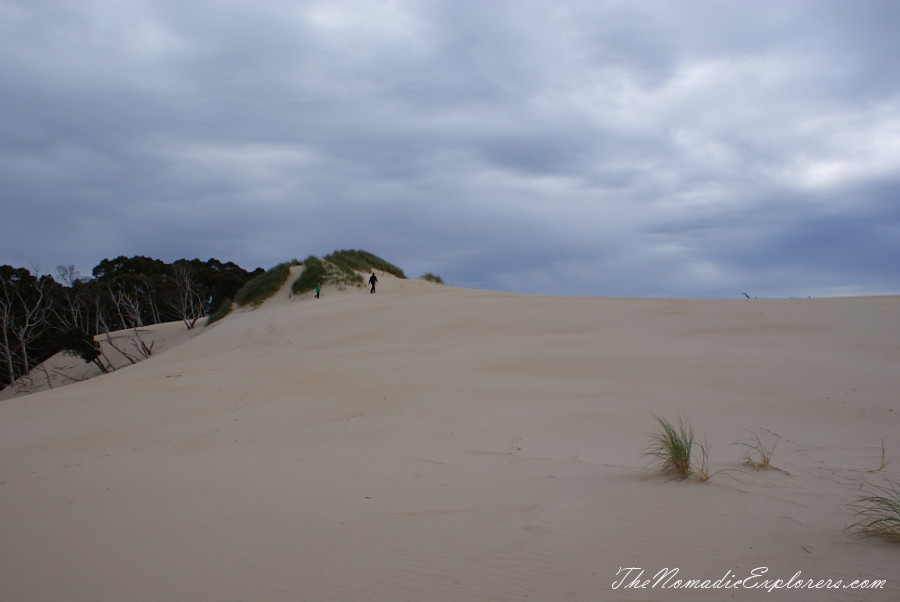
(1, 274), (898, 601)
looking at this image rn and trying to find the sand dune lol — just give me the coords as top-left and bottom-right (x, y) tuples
(1, 273), (898, 601)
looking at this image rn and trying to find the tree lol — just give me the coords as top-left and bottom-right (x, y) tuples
(92, 256), (172, 328)
(172, 261), (205, 329)
(50, 265), (98, 335)
(0, 266), (56, 387)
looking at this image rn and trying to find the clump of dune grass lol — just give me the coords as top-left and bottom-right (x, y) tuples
(324, 258), (364, 288)
(694, 437), (712, 481)
(735, 430), (778, 471)
(234, 262), (292, 307)
(849, 479), (900, 542)
(324, 249), (406, 279)
(646, 414), (695, 479)
(206, 298), (233, 324)
(421, 272), (445, 284)
(291, 256), (327, 294)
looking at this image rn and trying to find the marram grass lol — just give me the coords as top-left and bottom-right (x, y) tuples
(421, 272), (445, 284)
(735, 430), (778, 471)
(646, 414), (695, 478)
(849, 479), (900, 542)
(234, 262), (291, 307)
(694, 437), (712, 481)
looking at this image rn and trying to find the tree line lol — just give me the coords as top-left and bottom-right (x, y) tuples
(1, 256), (261, 390)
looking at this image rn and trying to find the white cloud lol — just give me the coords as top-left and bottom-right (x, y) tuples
(780, 104), (900, 192)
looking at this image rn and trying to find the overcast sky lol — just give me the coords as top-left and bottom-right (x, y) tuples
(2, 0), (899, 297)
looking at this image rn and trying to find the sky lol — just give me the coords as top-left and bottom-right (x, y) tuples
(2, 0), (899, 298)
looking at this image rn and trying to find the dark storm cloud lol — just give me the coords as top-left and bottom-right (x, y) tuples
(1, 0), (898, 296)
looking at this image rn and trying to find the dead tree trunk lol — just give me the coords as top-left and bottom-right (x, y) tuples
(174, 263), (205, 330)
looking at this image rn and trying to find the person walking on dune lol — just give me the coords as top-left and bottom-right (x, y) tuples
(369, 272), (378, 294)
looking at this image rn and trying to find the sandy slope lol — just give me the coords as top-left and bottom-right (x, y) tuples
(1, 274), (898, 601)
(0, 320), (207, 400)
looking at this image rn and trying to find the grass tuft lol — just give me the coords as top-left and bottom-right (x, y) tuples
(867, 439), (890, 473)
(234, 262), (292, 307)
(206, 298), (233, 324)
(849, 479), (900, 542)
(694, 437), (712, 481)
(646, 414), (695, 478)
(421, 272), (445, 284)
(735, 430), (778, 471)
(291, 256), (327, 294)
(324, 249), (406, 279)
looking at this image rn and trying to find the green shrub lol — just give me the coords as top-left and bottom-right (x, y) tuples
(234, 262), (291, 307)
(206, 298), (233, 324)
(291, 256), (328, 294)
(54, 327), (102, 363)
(324, 249), (406, 279)
(324, 256), (364, 288)
(421, 272), (445, 284)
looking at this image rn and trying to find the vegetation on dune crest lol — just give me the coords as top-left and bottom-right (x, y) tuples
(234, 262), (293, 307)
(206, 299), (234, 324)
(291, 256), (329, 294)
(291, 249), (411, 294)
(229, 250), (412, 305)
(421, 272), (445, 284)
(319, 254), (365, 289)
(324, 249), (406, 279)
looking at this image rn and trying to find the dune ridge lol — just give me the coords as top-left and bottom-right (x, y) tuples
(1, 274), (898, 600)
